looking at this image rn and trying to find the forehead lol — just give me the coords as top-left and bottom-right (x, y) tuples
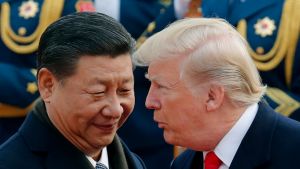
(74, 54), (133, 82)
(147, 56), (183, 81)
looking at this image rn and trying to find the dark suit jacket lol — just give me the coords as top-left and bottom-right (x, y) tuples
(171, 102), (300, 169)
(0, 101), (146, 169)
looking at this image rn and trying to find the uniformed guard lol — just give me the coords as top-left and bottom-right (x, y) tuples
(202, 0), (300, 121)
(96, 1), (174, 169)
(0, 0), (95, 144)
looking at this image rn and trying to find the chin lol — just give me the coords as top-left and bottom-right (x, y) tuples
(164, 131), (189, 149)
(163, 132), (176, 145)
(103, 133), (115, 143)
(93, 135), (115, 148)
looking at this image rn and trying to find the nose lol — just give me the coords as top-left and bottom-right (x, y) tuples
(102, 95), (124, 118)
(145, 86), (161, 110)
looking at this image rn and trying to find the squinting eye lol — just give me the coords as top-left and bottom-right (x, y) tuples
(155, 83), (165, 89)
(155, 85), (162, 89)
(118, 89), (132, 95)
(90, 91), (105, 97)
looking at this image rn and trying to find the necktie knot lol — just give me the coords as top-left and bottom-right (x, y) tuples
(204, 151), (222, 169)
(95, 162), (108, 169)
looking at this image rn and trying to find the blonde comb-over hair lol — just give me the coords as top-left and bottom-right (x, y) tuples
(134, 18), (266, 106)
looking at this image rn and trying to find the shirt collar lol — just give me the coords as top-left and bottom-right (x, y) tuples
(86, 147), (109, 168)
(204, 103), (258, 167)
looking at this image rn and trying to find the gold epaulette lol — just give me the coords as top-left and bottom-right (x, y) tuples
(236, 0), (300, 87)
(0, 0), (65, 54)
(136, 22), (157, 49)
(0, 102), (35, 118)
(266, 87), (300, 116)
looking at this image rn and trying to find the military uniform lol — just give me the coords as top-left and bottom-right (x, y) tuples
(0, 0), (95, 144)
(140, 0), (300, 121)
(96, 1), (174, 169)
(203, 0), (300, 120)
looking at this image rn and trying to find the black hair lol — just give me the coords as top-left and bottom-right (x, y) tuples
(37, 12), (135, 80)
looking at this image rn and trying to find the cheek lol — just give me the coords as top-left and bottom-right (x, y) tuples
(183, 102), (203, 124)
(126, 94), (135, 113)
(118, 112), (131, 128)
(161, 93), (181, 108)
(118, 96), (135, 127)
(70, 102), (103, 126)
(69, 108), (92, 129)
(54, 91), (86, 112)
(167, 95), (202, 125)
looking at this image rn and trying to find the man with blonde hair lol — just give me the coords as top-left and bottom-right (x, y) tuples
(134, 18), (300, 169)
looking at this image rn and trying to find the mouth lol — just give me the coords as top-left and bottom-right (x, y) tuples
(93, 123), (117, 133)
(156, 121), (167, 129)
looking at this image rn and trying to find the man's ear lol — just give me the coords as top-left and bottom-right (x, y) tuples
(38, 68), (56, 103)
(206, 84), (224, 112)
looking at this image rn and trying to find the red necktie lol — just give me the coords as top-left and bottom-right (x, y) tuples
(204, 151), (222, 169)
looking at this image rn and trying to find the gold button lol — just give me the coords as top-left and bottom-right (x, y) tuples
(256, 47), (265, 54)
(18, 27), (27, 36)
(147, 22), (156, 33)
(30, 69), (37, 76)
(159, 0), (171, 6)
(27, 82), (38, 94)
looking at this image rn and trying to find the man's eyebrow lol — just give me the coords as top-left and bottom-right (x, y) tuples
(88, 76), (133, 85)
(122, 77), (134, 84)
(144, 73), (158, 81)
(87, 78), (106, 85)
(145, 72), (181, 88)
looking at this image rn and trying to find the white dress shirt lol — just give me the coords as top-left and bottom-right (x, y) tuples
(203, 103), (258, 169)
(86, 147), (109, 169)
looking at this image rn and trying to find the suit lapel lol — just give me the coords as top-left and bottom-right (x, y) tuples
(190, 152), (204, 169)
(107, 135), (129, 169)
(229, 102), (277, 169)
(45, 138), (94, 169)
(20, 110), (94, 169)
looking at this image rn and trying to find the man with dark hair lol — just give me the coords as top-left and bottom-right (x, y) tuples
(96, 1), (175, 168)
(0, 0), (95, 145)
(0, 12), (146, 169)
